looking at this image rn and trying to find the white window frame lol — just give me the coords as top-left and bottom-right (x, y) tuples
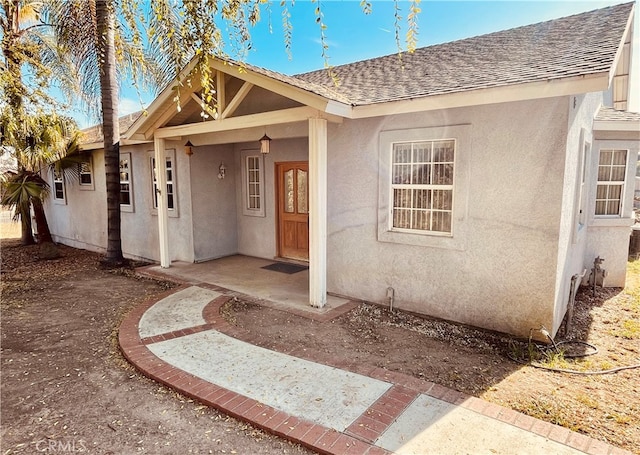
(241, 149), (265, 217)
(78, 157), (94, 190)
(120, 152), (134, 213)
(52, 168), (66, 204)
(378, 125), (470, 251)
(572, 129), (590, 243)
(150, 149), (178, 217)
(389, 139), (455, 236)
(595, 148), (627, 218)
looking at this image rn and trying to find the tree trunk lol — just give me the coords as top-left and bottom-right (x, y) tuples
(31, 196), (54, 244)
(32, 197), (60, 259)
(96, 0), (126, 268)
(19, 205), (36, 245)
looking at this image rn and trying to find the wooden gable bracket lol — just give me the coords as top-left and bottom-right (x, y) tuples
(220, 81), (253, 120)
(190, 92), (219, 119)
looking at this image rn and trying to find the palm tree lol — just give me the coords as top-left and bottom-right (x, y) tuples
(0, 111), (79, 255)
(1, 0), (78, 245)
(44, 0), (182, 267)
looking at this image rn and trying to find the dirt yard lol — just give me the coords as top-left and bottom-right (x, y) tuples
(1, 236), (638, 454)
(0, 239), (313, 455)
(221, 266), (640, 454)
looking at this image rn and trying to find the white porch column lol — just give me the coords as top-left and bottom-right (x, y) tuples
(154, 135), (170, 268)
(308, 117), (327, 307)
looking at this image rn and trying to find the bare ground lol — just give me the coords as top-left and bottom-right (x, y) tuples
(220, 267), (640, 454)
(0, 240), (313, 455)
(1, 238), (639, 454)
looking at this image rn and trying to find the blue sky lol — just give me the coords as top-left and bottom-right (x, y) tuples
(72, 0), (638, 127)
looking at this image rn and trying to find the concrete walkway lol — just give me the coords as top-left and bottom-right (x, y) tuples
(119, 284), (631, 455)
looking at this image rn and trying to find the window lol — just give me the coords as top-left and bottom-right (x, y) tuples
(120, 153), (134, 212)
(595, 149), (627, 216)
(572, 130), (590, 243)
(78, 158), (94, 190)
(390, 140), (454, 234)
(242, 151), (265, 216)
(151, 152), (176, 211)
(378, 125), (469, 250)
(53, 168), (65, 203)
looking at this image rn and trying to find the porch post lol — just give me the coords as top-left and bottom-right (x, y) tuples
(308, 117), (327, 307)
(154, 135), (170, 268)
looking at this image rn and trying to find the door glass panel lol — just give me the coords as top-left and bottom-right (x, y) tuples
(297, 169), (308, 214)
(285, 169), (294, 213)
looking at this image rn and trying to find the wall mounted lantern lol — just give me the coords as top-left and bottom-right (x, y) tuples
(260, 134), (271, 154)
(218, 162), (227, 179)
(184, 140), (194, 156)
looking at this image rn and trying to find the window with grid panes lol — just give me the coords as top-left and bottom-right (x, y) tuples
(53, 168), (65, 201)
(119, 154), (132, 207)
(151, 156), (175, 210)
(246, 156), (261, 210)
(595, 149), (627, 216)
(391, 140), (454, 234)
(78, 159), (93, 189)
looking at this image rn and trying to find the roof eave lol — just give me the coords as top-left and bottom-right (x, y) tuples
(123, 58), (200, 141)
(349, 73), (610, 119)
(593, 119), (640, 132)
(79, 138), (151, 152)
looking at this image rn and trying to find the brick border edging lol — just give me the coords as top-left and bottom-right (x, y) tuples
(119, 286), (632, 455)
(119, 289), (390, 455)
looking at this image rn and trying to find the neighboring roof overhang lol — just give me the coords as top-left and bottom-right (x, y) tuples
(593, 106), (640, 140)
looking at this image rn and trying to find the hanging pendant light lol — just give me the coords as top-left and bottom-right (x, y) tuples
(184, 140), (194, 156)
(260, 134), (271, 154)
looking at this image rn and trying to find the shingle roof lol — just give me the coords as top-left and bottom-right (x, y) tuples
(295, 2), (634, 106)
(81, 111), (143, 144)
(595, 106), (640, 122)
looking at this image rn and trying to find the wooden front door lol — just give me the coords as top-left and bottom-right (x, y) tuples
(277, 162), (309, 261)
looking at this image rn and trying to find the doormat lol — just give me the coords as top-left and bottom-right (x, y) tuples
(261, 262), (308, 274)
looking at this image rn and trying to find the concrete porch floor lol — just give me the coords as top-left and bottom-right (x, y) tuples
(141, 255), (351, 315)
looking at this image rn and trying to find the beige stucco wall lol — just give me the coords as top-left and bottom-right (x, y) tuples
(190, 144), (238, 261)
(46, 152), (108, 253)
(47, 140), (197, 263)
(553, 92), (604, 334)
(46, 91), (636, 340)
(325, 97), (570, 338)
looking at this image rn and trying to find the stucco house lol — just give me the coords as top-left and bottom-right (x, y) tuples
(45, 2), (640, 339)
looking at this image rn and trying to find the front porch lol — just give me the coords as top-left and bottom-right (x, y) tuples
(141, 255), (351, 315)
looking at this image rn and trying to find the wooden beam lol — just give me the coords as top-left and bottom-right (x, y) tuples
(190, 92), (218, 119)
(216, 70), (226, 114)
(220, 81), (253, 120)
(208, 59), (346, 114)
(155, 106), (331, 139)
